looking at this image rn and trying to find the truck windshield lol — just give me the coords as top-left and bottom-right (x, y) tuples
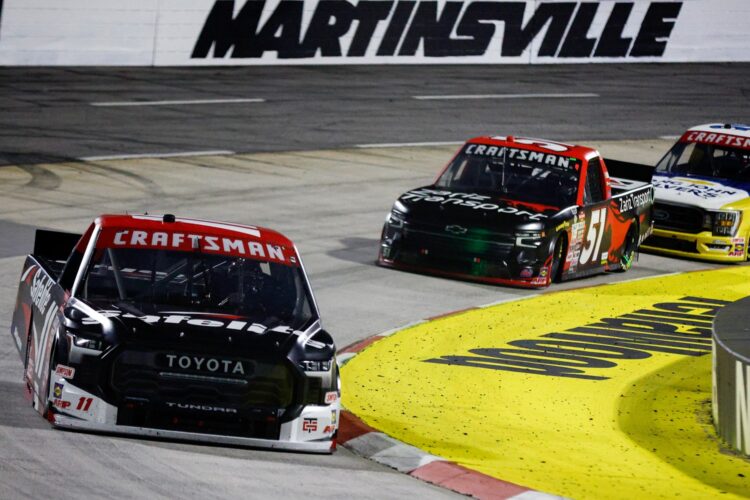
(656, 141), (750, 182)
(79, 247), (315, 329)
(436, 146), (581, 207)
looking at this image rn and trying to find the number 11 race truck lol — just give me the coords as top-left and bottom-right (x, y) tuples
(10, 214), (339, 453)
(378, 135), (654, 287)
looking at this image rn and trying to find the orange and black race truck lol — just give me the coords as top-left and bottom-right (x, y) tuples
(378, 135), (654, 288)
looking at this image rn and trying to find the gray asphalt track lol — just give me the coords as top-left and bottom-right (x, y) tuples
(0, 65), (745, 499)
(1, 64), (748, 165)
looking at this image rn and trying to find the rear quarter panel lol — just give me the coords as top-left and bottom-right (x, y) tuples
(608, 184), (654, 262)
(11, 256), (67, 408)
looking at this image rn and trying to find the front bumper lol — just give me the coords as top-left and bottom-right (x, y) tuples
(642, 228), (747, 262)
(378, 223), (551, 288)
(48, 376), (339, 454)
(377, 254), (551, 288)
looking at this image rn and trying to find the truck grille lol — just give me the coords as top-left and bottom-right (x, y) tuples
(111, 349), (295, 408)
(652, 202), (705, 233)
(396, 229), (514, 278)
(402, 224), (514, 257)
(644, 235), (698, 253)
(109, 348), (296, 438)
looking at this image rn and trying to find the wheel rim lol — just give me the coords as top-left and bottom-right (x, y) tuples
(622, 229), (636, 270)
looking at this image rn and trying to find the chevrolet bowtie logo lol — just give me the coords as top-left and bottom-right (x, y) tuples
(445, 225), (468, 235)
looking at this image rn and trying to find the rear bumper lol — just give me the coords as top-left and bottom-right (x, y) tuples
(642, 228), (746, 262)
(51, 415), (335, 453)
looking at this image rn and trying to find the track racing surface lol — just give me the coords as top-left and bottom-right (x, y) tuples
(1, 65), (749, 498)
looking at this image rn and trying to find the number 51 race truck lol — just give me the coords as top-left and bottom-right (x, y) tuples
(378, 135), (654, 287)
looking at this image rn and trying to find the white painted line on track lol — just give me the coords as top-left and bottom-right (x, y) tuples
(80, 150), (235, 161)
(413, 93), (599, 100)
(355, 140), (463, 148)
(357, 135), (678, 150)
(659, 135), (681, 140)
(90, 98), (265, 107)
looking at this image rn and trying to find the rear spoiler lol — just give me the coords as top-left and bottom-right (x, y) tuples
(33, 229), (83, 262)
(604, 158), (655, 183)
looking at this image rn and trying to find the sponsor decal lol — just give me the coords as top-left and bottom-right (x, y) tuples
(81, 310), (301, 336)
(53, 382), (63, 398)
(425, 296), (725, 380)
(683, 131), (750, 150)
(30, 272), (53, 312)
(402, 189), (547, 220)
(165, 354), (246, 375)
(652, 177), (740, 200)
(54, 364), (75, 379)
(465, 143), (575, 169)
(616, 187), (653, 213)
(324, 391), (338, 404)
(323, 425), (335, 434)
(165, 402), (238, 414)
(302, 417), (318, 433)
(99, 227), (294, 265)
(192, 1), (682, 61)
(53, 399), (72, 410)
(730, 237), (746, 257)
(567, 219), (586, 272)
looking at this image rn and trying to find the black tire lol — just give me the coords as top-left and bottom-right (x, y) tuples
(550, 235), (567, 283)
(617, 226), (638, 272)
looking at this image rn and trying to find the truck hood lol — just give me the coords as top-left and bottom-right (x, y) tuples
(395, 186), (561, 231)
(73, 301), (320, 356)
(652, 174), (750, 210)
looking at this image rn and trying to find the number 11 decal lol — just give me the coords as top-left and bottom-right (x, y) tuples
(579, 208), (607, 265)
(76, 397), (93, 411)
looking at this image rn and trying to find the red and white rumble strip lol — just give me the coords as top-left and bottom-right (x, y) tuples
(337, 308), (563, 500)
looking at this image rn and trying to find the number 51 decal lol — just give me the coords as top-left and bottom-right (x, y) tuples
(579, 208), (607, 265)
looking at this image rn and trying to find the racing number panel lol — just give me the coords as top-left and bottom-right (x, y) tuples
(560, 158), (651, 279)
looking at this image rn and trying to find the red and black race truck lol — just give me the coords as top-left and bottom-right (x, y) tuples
(378, 136), (654, 287)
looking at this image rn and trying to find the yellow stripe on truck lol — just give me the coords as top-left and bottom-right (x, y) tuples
(342, 268), (750, 499)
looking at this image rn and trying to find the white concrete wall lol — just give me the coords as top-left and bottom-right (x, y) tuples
(0, 0), (748, 66)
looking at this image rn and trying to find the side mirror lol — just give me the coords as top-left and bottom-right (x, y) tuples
(62, 305), (87, 328)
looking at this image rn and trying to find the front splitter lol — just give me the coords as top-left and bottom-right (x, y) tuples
(52, 415), (334, 454)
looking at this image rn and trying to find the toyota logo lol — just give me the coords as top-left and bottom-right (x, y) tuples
(445, 225), (468, 235)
